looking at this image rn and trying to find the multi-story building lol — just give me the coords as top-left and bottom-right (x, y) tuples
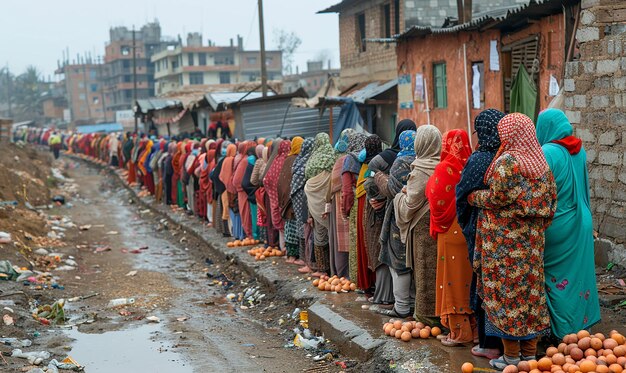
(319, 0), (530, 88)
(283, 61), (340, 96)
(55, 60), (107, 126)
(151, 34), (282, 96)
(103, 22), (177, 114)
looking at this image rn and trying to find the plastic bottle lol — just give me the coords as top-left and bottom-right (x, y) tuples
(106, 298), (135, 308)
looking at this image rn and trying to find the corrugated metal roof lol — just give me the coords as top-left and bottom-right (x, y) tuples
(76, 123), (123, 134)
(135, 99), (182, 114)
(342, 79), (398, 104)
(204, 91), (274, 111)
(396, 0), (575, 40)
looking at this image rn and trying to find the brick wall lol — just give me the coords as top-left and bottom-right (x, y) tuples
(338, 0), (401, 88)
(563, 0), (626, 265)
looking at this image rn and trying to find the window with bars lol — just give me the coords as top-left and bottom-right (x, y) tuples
(189, 72), (204, 85)
(382, 3), (391, 38)
(433, 63), (448, 108)
(188, 53), (194, 66)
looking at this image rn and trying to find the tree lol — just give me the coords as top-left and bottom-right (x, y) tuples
(14, 66), (44, 119)
(273, 29), (302, 75)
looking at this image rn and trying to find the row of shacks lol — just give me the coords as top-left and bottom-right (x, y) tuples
(133, 77), (399, 143)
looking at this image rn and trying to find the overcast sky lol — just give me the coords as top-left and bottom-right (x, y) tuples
(0, 0), (340, 79)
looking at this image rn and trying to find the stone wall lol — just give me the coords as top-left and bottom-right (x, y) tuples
(563, 0), (626, 265)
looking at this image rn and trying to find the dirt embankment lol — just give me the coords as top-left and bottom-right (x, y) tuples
(0, 144), (52, 250)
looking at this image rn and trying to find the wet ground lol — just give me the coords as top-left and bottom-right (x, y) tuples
(2, 160), (338, 372)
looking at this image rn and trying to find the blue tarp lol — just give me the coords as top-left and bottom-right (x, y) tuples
(76, 123), (123, 134)
(327, 97), (363, 144)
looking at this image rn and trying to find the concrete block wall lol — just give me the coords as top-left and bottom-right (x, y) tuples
(564, 0), (626, 265)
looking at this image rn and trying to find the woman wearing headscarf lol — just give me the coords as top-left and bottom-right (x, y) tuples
(468, 113), (557, 369)
(362, 135), (394, 305)
(394, 125), (441, 326)
(152, 140), (166, 202)
(177, 142), (190, 208)
(327, 129), (354, 277)
(233, 141), (256, 238)
(163, 142), (177, 205)
(376, 130), (417, 318)
(304, 133), (336, 277)
(291, 138), (315, 272)
(365, 120), (417, 306)
(264, 139), (292, 252)
(211, 140), (230, 236)
(456, 109), (506, 358)
(278, 136), (303, 262)
(251, 144), (268, 241)
(201, 141), (217, 226)
(536, 109), (600, 340)
(242, 145), (260, 239)
(171, 142), (184, 208)
(138, 139), (154, 193)
(185, 142), (201, 215)
(426, 129), (474, 346)
(220, 143), (242, 240)
(341, 132), (369, 287)
(261, 140), (282, 249)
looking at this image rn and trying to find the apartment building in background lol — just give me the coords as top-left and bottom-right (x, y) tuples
(103, 22), (178, 114)
(151, 34), (282, 96)
(283, 61), (340, 96)
(55, 60), (107, 126)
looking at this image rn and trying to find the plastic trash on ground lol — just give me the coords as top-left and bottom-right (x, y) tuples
(33, 298), (66, 324)
(0, 260), (19, 280)
(11, 349), (51, 365)
(48, 356), (84, 372)
(0, 232), (12, 244)
(106, 297), (135, 308)
(0, 337), (32, 348)
(293, 333), (324, 350)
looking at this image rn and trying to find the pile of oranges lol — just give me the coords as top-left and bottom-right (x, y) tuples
(226, 238), (260, 247)
(311, 275), (357, 292)
(382, 320), (442, 342)
(247, 246), (283, 261)
(461, 329), (626, 373)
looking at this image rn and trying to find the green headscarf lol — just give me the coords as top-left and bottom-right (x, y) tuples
(305, 133), (336, 180)
(536, 109), (572, 145)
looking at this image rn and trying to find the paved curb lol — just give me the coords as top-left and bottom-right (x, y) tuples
(68, 155), (388, 361)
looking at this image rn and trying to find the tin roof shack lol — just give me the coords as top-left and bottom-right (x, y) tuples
(135, 98), (187, 137)
(226, 89), (342, 140)
(395, 0), (579, 136)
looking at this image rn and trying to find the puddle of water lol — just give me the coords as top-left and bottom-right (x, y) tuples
(65, 324), (192, 373)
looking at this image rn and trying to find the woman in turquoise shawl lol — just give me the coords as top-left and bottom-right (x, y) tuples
(536, 109), (600, 339)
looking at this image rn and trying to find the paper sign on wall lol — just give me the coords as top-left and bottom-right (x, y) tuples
(490, 40), (500, 71)
(398, 74), (414, 109)
(414, 73), (424, 103)
(472, 65), (481, 109)
(549, 75), (559, 96)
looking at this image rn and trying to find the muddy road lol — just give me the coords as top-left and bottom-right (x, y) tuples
(2, 158), (337, 373)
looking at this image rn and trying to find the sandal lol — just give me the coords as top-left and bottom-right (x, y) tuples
(471, 345), (501, 360)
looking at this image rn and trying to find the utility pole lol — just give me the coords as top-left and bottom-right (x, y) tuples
(258, 0), (268, 97)
(6, 66), (12, 118)
(132, 26), (138, 133)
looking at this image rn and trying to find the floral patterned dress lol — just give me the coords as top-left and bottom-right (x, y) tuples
(468, 154), (557, 339)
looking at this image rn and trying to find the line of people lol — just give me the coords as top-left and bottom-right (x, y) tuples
(54, 108), (599, 370)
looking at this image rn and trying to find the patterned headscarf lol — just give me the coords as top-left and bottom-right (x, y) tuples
(397, 130), (417, 158)
(426, 129), (472, 237)
(456, 109), (505, 276)
(475, 109), (503, 152)
(343, 132), (369, 175)
(291, 137), (315, 196)
(289, 136), (304, 156)
(335, 128), (355, 153)
(255, 144), (264, 159)
(486, 113), (549, 181)
(305, 133), (336, 180)
(364, 135), (382, 164)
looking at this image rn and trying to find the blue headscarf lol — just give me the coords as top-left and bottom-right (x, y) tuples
(396, 130), (416, 158)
